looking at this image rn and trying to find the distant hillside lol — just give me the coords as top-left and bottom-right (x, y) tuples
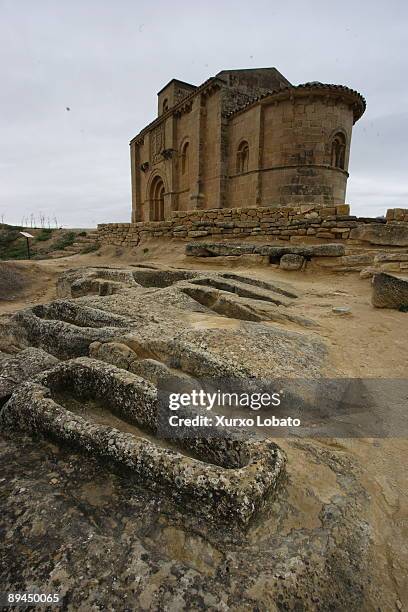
(0, 225), (99, 260)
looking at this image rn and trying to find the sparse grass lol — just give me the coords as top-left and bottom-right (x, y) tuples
(0, 263), (25, 298)
(51, 231), (76, 251)
(81, 243), (100, 254)
(0, 224), (23, 231)
(0, 228), (29, 260)
(0, 229), (19, 245)
(0, 243), (29, 260)
(36, 228), (54, 242)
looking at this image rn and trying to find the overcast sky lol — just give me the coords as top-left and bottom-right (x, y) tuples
(1, 0), (407, 228)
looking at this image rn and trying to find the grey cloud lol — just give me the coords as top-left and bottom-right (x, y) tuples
(0, 0), (406, 226)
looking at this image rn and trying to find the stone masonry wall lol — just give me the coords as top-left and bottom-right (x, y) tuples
(97, 204), (406, 247)
(386, 208), (408, 222)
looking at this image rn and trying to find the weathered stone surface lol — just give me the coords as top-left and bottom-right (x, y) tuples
(336, 204), (350, 215)
(0, 347), (58, 403)
(379, 262), (403, 272)
(350, 223), (408, 246)
(186, 242), (345, 259)
(11, 301), (134, 359)
(187, 276), (293, 306)
(340, 254), (374, 266)
(0, 427), (372, 611)
(57, 267), (141, 298)
(188, 230), (208, 237)
(360, 267), (378, 279)
(1, 357), (286, 525)
(180, 284), (309, 325)
(186, 243), (255, 257)
(280, 253), (305, 270)
(0, 263), (381, 610)
(332, 306), (352, 315)
(256, 243), (346, 258)
(374, 252), (408, 263)
(372, 272), (408, 310)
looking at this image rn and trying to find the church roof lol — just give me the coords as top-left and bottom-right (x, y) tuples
(156, 78), (197, 95)
(130, 73), (366, 144)
(225, 82), (366, 123)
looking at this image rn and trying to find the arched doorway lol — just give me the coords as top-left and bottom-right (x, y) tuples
(150, 175), (165, 221)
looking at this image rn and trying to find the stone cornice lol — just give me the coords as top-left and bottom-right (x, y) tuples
(225, 83), (366, 124)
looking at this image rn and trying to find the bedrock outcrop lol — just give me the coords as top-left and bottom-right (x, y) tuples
(0, 347), (58, 403)
(372, 272), (408, 310)
(0, 263), (377, 609)
(186, 242), (345, 259)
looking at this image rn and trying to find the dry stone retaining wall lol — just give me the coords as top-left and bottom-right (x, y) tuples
(97, 205), (408, 248)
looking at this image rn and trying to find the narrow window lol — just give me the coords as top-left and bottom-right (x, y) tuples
(331, 132), (346, 169)
(181, 141), (189, 175)
(236, 141), (249, 173)
(162, 98), (169, 113)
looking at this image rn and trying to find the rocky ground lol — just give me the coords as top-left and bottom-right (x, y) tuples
(0, 241), (407, 611)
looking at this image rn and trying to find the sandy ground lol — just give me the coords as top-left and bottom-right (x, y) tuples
(1, 241), (407, 609)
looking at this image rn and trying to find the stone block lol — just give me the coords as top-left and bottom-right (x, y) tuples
(374, 253), (408, 263)
(321, 207), (336, 217)
(316, 232), (335, 239)
(372, 272), (408, 309)
(350, 224), (408, 246)
(300, 205), (315, 214)
(236, 221), (260, 228)
(340, 254), (374, 266)
(280, 254), (305, 271)
(379, 262), (403, 272)
(395, 208), (406, 221)
(188, 230), (209, 237)
(336, 204), (350, 215)
(215, 222), (235, 228)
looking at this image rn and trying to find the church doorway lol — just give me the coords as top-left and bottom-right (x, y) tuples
(150, 175), (165, 221)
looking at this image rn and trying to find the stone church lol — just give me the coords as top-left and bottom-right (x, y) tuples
(130, 68), (365, 222)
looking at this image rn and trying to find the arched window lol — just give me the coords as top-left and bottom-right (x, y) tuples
(162, 98), (169, 113)
(236, 141), (249, 173)
(331, 132), (346, 169)
(181, 141), (189, 175)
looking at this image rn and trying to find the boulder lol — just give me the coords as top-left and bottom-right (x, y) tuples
(372, 273), (408, 310)
(350, 224), (408, 246)
(280, 254), (305, 271)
